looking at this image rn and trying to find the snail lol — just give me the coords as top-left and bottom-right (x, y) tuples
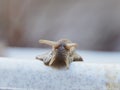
(36, 39), (83, 69)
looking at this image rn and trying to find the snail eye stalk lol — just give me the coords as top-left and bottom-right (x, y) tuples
(39, 40), (57, 47)
(66, 43), (77, 49)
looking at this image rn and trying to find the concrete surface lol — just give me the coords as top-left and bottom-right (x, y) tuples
(0, 57), (120, 90)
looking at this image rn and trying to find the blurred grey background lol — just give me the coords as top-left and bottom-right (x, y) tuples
(0, 0), (120, 55)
